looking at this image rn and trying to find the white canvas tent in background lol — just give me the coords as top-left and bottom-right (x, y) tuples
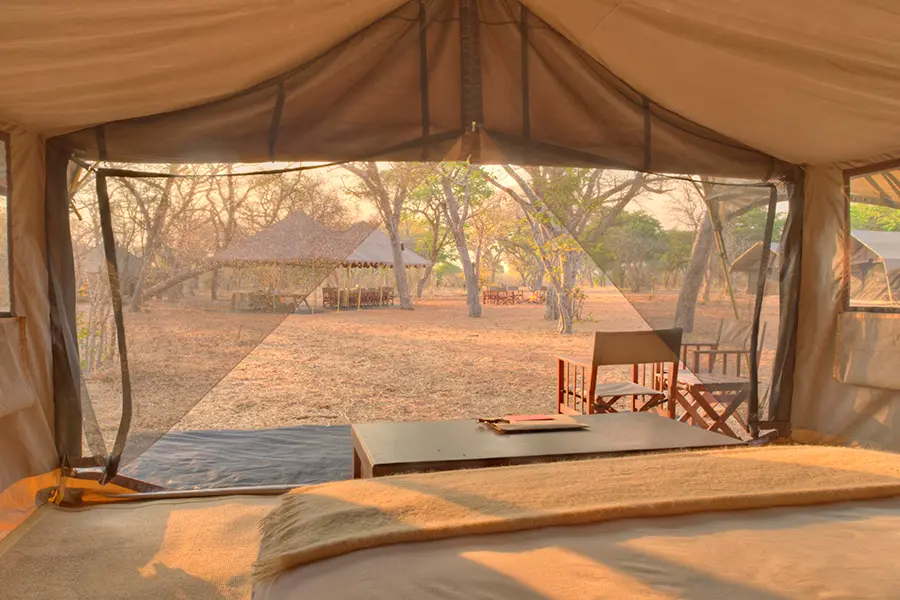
(2, 0), (900, 536)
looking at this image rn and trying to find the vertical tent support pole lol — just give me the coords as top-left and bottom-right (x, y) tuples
(379, 266), (384, 306)
(96, 171), (134, 482)
(336, 265), (341, 312)
(748, 186), (779, 439)
(701, 192), (740, 321)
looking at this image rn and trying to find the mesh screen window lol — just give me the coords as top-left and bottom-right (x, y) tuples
(0, 136), (10, 315)
(847, 168), (900, 311)
(69, 163), (782, 489)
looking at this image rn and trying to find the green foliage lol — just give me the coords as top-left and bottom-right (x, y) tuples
(725, 207), (786, 257)
(435, 261), (462, 286)
(660, 230), (695, 277)
(850, 203), (900, 232)
(597, 211), (667, 291)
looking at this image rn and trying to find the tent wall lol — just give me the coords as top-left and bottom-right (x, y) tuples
(791, 165), (900, 449)
(0, 124), (58, 538)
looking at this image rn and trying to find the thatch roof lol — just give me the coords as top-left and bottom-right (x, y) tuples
(213, 213), (429, 269)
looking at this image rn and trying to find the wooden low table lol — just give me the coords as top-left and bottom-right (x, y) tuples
(351, 412), (744, 478)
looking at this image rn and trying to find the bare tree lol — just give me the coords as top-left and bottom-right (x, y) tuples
(487, 166), (654, 334)
(670, 181), (707, 234)
(436, 164), (490, 318)
(206, 165), (258, 300)
(674, 179), (716, 332)
(404, 181), (453, 298)
(116, 164), (189, 311)
(343, 162), (422, 310)
(244, 171), (350, 230)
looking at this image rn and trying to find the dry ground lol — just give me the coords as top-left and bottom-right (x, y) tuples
(81, 287), (780, 447)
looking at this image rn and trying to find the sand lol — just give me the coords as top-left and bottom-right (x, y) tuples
(79, 287), (779, 451)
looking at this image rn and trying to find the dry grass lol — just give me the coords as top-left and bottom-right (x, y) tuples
(81, 287), (780, 446)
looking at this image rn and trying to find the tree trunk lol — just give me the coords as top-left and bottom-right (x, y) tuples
(700, 253), (713, 304)
(459, 251), (481, 317)
(386, 220), (412, 310)
(535, 262), (545, 291)
(211, 269), (220, 301)
(441, 176), (481, 318)
(556, 297), (574, 334)
(474, 242), (483, 287)
(545, 286), (559, 320)
(557, 251), (581, 333)
(142, 263), (217, 300)
(674, 213), (714, 332)
(416, 263), (433, 299)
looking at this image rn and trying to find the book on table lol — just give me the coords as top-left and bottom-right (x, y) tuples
(478, 414), (590, 433)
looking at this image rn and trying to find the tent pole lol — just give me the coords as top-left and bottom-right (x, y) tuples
(379, 266), (384, 306)
(704, 200), (740, 320)
(885, 263), (896, 305)
(336, 265), (341, 312)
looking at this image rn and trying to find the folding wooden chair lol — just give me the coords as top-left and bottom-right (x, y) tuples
(667, 321), (768, 438)
(557, 329), (683, 418)
(682, 320), (767, 377)
(322, 287), (338, 308)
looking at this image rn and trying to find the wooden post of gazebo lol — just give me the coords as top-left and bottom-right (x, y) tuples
(346, 265), (352, 310)
(311, 264), (316, 314)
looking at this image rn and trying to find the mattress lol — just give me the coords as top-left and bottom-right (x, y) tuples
(256, 496), (900, 600)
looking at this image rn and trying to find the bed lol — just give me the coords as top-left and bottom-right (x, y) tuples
(254, 445), (900, 600)
(2, 445), (900, 599)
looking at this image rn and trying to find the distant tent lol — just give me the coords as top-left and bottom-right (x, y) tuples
(730, 242), (781, 294)
(79, 244), (142, 296)
(345, 230), (430, 268)
(849, 230), (900, 303)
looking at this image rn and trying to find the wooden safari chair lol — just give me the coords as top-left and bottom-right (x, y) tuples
(667, 321), (768, 438)
(322, 287), (339, 308)
(557, 329), (683, 417)
(681, 320), (767, 377)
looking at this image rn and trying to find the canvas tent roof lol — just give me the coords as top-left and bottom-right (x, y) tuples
(851, 169), (900, 208)
(730, 242), (781, 274)
(850, 230), (900, 274)
(212, 213), (429, 268)
(0, 1), (897, 174)
(79, 244), (142, 279)
(347, 230), (430, 268)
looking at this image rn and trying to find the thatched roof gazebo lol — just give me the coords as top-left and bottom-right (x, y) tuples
(211, 213), (429, 311)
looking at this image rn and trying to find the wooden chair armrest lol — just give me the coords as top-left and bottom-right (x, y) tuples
(556, 355), (593, 369)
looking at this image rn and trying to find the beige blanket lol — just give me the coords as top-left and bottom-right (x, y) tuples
(255, 445), (900, 582)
